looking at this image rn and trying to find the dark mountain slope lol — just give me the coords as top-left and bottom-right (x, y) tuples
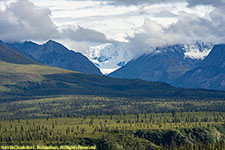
(0, 43), (37, 64)
(6, 41), (41, 62)
(6, 40), (102, 75)
(109, 44), (203, 83)
(173, 44), (225, 90)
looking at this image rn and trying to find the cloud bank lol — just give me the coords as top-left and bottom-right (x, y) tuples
(0, 0), (57, 42)
(186, 0), (225, 7)
(61, 26), (114, 43)
(89, 0), (225, 7)
(0, 0), (111, 43)
(0, 0), (225, 55)
(68, 0), (185, 6)
(124, 1), (225, 54)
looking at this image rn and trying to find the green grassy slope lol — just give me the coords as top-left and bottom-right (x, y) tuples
(0, 61), (75, 93)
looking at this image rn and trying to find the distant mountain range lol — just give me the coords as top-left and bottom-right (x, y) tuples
(1, 42), (225, 102)
(4, 40), (102, 75)
(108, 42), (225, 90)
(109, 42), (213, 82)
(1, 39), (225, 91)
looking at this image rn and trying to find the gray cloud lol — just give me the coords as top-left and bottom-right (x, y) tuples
(61, 26), (114, 43)
(102, 0), (225, 7)
(123, 9), (225, 58)
(186, 0), (225, 7)
(151, 10), (177, 18)
(67, 0), (225, 7)
(119, 0), (225, 48)
(0, 0), (58, 42)
(81, 0), (185, 6)
(105, 0), (180, 5)
(65, 0), (225, 57)
(0, 0), (111, 43)
(69, 0), (225, 7)
(2, 0), (225, 50)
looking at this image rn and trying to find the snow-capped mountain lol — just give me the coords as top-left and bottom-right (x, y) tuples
(109, 42), (213, 83)
(88, 43), (133, 74)
(88, 41), (213, 75)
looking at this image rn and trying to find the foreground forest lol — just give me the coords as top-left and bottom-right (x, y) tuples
(0, 95), (225, 150)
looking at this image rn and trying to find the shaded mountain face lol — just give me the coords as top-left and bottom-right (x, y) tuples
(172, 44), (225, 90)
(109, 43), (212, 83)
(6, 40), (102, 75)
(0, 43), (37, 64)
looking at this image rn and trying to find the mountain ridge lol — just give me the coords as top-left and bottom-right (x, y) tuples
(6, 40), (102, 75)
(109, 43), (212, 83)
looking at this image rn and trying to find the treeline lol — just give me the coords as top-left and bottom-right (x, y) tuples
(0, 95), (225, 120)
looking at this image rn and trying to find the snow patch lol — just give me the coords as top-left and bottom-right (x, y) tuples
(100, 68), (121, 75)
(184, 42), (213, 60)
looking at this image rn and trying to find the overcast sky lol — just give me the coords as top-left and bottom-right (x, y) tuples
(0, 0), (225, 57)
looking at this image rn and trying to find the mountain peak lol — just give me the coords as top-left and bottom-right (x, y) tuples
(46, 40), (58, 44)
(45, 40), (64, 47)
(43, 40), (69, 54)
(23, 41), (38, 45)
